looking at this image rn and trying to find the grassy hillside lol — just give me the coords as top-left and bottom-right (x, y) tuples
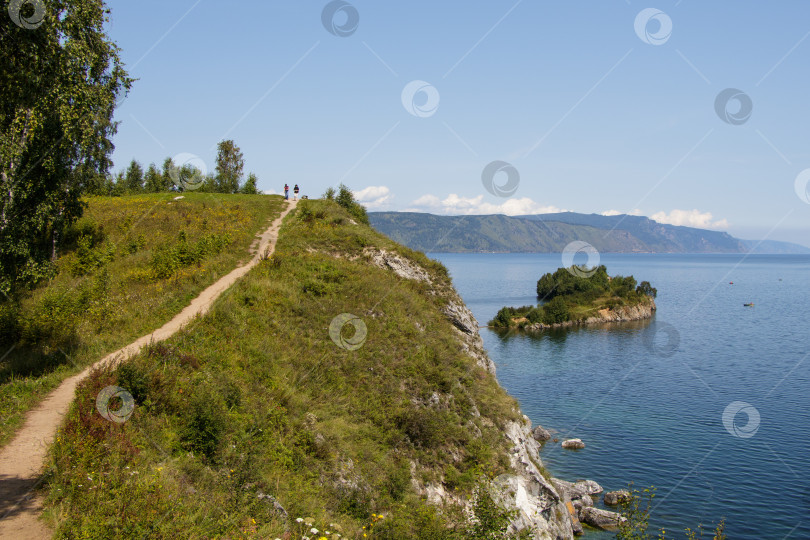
(0, 193), (284, 447)
(368, 212), (750, 253)
(41, 199), (529, 539)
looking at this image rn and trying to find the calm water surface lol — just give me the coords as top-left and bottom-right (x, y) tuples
(430, 253), (810, 540)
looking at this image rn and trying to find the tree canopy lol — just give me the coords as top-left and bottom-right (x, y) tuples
(215, 140), (244, 194)
(1, 0), (131, 292)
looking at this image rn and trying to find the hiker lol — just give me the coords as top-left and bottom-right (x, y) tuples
(293, 184), (300, 201)
(284, 183), (289, 200)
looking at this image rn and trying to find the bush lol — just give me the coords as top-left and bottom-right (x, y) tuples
(636, 280), (657, 298)
(181, 387), (227, 461)
(467, 485), (515, 539)
(149, 231), (232, 279)
(335, 184), (369, 224)
(116, 362), (150, 405)
(71, 233), (115, 276)
(541, 297), (570, 325)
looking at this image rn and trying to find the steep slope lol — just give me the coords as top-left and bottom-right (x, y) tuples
(42, 200), (580, 539)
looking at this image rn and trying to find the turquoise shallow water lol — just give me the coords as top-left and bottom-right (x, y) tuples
(430, 253), (810, 540)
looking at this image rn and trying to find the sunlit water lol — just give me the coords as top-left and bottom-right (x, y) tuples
(430, 253), (810, 540)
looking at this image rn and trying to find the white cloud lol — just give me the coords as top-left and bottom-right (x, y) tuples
(408, 193), (564, 216)
(262, 189), (279, 195)
(602, 208), (642, 216)
(651, 209), (729, 229)
(356, 186), (393, 209)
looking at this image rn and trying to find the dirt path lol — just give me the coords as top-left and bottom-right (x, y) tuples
(0, 199), (297, 538)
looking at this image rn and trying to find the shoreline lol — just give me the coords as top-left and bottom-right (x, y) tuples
(491, 299), (656, 333)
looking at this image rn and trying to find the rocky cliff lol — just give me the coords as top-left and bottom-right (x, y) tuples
(367, 248), (620, 539)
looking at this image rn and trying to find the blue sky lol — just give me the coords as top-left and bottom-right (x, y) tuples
(106, 1), (810, 245)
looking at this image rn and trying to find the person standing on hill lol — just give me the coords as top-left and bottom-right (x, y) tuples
(284, 183), (289, 200)
(293, 184), (300, 201)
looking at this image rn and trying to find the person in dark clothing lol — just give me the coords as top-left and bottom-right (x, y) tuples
(293, 184), (300, 200)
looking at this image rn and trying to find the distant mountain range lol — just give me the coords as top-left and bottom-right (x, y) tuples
(368, 211), (810, 254)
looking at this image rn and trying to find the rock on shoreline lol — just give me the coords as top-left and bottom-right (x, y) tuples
(524, 299), (656, 331)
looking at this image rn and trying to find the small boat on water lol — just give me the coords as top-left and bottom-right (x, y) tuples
(743, 303), (754, 307)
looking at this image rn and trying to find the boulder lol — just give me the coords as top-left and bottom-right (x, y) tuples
(571, 493), (595, 515)
(562, 438), (585, 449)
(574, 479), (602, 495)
(579, 507), (626, 531)
(532, 426), (552, 442)
(604, 490), (631, 506)
(552, 479), (600, 503)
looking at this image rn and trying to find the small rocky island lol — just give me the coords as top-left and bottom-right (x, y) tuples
(490, 265), (657, 331)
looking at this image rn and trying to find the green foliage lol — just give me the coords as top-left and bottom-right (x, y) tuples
(637, 280), (657, 298)
(536, 265), (609, 300)
(541, 296), (570, 324)
(336, 184), (369, 224)
(323, 186), (336, 200)
(181, 384), (227, 461)
(466, 485), (517, 539)
(492, 266), (654, 328)
(149, 231), (232, 279)
(241, 172), (259, 194)
(0, 0), (132, 293)
(124, 160), (144, 193)
(71, 233), (114, 276)
(143, 163), (165, 193)
(617, 485), (727, 540)
(215, 139), (244, 193)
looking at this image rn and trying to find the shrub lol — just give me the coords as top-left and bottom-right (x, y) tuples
(541, 297), (570, 325)
(71, 233), (115, 276)
(335, 184), (369, 224)
(636, 280), (657, 298)
(116, 362), (149, 405)
(467, 485), (515, 539)
(181, 386), (227, 461)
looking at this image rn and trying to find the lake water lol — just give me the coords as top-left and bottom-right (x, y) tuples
(430, 253), (810, 540)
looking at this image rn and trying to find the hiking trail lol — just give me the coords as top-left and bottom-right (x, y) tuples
(0, 199), (297, 538)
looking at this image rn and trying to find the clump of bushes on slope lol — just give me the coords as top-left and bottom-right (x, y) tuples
(322, 183), (369, 224)
(490, 265), (657, 328)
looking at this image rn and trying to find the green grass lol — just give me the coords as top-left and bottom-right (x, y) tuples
(0, 193), (285, 447)
(42, 199), (523, 539)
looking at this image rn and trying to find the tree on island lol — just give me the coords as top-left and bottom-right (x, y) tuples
(491, 265), (657, 329)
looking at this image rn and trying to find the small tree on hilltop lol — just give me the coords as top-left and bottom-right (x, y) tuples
(214, 140), (244, 194)
(124, 160), (144, 193)
(162, 157), (177, 191)
(335, 184), (368, 224)
(241, 172), (258, 194)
